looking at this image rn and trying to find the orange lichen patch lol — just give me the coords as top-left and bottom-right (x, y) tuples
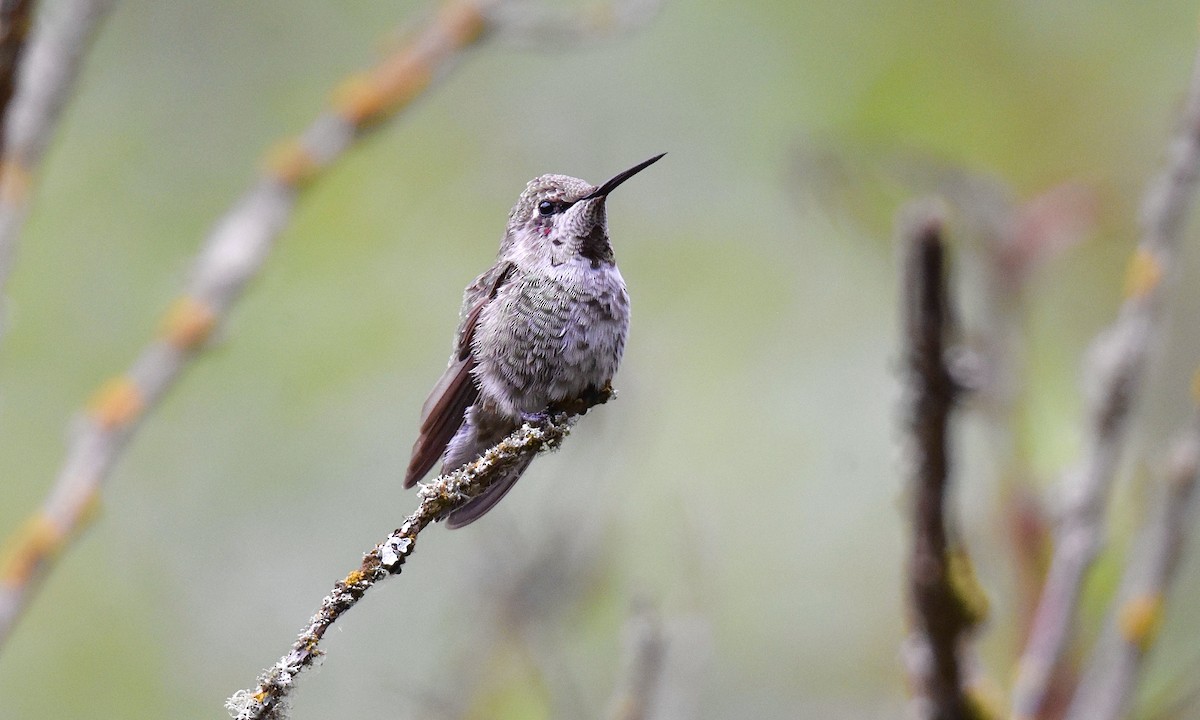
(87, 376), (144, 429)
(343, 569), (365, 586)
(1123, 247), (1162, 299)
(1118, 593), (1163, 650)
(332, 2), (488, 127)
(0, 159), (31, 205)
(252, 689), (268, 703)
(439, 0), (489, 47)
(963, 675), (1004, 720)
(370, 54), (433, 120)
(949, 548), (990, 626)
(264, 137), (319, 187)
(0, 514), (63, 587)
(70, 484), (103, 529)
(337, 50), (433, 128)
(161, 295), (217, 350)
(332, 72), (388, 126)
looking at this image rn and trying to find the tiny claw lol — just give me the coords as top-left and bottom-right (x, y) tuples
(576, 384), (614, 413)
(587, 382), (615, 406)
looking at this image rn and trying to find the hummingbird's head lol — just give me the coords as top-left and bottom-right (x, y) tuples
(503, 153), (665, 269)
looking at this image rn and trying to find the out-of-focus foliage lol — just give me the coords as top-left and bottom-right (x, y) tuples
(3, 1), (1200, 718)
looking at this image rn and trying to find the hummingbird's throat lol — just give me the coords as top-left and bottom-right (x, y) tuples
(578, 224), (614, 267)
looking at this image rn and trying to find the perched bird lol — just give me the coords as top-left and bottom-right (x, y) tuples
(404, 154), (665, 528)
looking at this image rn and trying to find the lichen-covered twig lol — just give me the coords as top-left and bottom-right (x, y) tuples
(226, 393), (609, 720)
(899, 202), (989, 720)
(1063, 394), (1200, 720)
(0, 0), (660, 652)
(1009, 45), (1200, 720)
(0, 0), (115, 332)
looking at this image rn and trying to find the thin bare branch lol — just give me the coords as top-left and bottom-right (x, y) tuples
(900, 201), (988, 720)
(0, 0), (36, 161)
(0, 0), (659, 652)
(606, 602), (667, 720)
(225, 395), (609, 720)
(488, 0), (661, 47)
(0, 0), (115, 332)
(1010, 45), (1200, 720)
(1063, 404), (1200, 720)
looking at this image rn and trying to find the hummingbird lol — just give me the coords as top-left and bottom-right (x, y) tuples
(404, 153), (665, 528)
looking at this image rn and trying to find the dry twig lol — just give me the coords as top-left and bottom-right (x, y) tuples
(1010, 45), (1200, 720)
(0, 0), (115, 332)
(0, 0), (661, 651)
(226, 396), (609, 720)
(900, 201), (988, 720)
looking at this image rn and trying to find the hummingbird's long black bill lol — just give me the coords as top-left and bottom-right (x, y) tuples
(581, 153), (666, 201)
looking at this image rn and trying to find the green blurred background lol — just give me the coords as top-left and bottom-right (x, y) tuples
(4, 0), (1200, 717)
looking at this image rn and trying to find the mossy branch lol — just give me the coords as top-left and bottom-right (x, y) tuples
(226, 392), (611, 720)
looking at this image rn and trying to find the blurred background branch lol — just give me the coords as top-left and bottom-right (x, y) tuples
(1063, 399), (1200, 720)
(899, 201), (989, 720)
(0, 0), (114, 337)
(488, 0), (661, 47)
(0, 0), (36, 162)
(606, 601), (666, 720)
(1010, 44), (1200, 720)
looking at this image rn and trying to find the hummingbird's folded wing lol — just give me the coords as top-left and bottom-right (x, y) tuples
(403, 261), (515, 487)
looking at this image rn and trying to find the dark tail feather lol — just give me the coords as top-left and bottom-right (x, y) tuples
(404, 358), (478, 488)
(444, 454), (534, 529)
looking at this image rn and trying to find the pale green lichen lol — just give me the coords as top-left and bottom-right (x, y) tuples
(226, 400), (600, 720)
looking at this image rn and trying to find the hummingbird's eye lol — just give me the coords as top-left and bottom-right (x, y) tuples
(537, 200), (556, 216)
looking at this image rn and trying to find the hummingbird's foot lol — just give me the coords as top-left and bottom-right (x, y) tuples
(520, 410), (550, 426)
(574, 383), (615, 412)
(588, 382), (615, 406)
(545, 384), (615, 418)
